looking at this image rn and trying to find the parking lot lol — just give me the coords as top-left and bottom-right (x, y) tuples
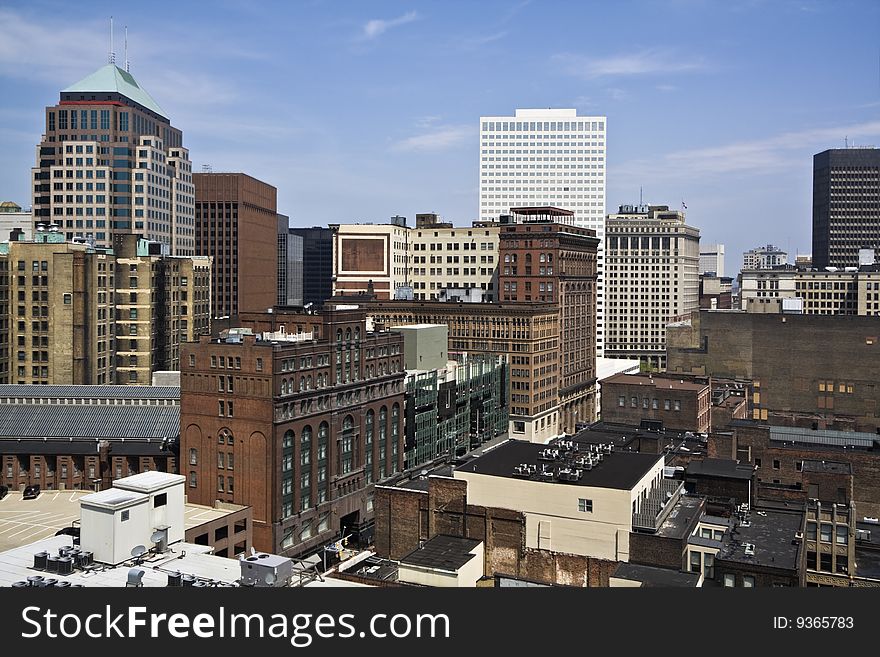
(0, 490), (90, 552)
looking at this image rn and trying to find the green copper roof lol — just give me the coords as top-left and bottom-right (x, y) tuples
(63, 64), (167, 119)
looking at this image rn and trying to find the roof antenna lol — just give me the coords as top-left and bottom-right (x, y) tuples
(109, 16), (116, 65)
(845, 135), (849, 148)
(639, 186), (643, 205)
(124, 25), (130, 72)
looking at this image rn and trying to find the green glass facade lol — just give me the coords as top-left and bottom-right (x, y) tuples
(404, 353), (508, 470)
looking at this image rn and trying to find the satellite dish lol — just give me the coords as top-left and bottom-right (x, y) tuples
(264, 572), (277, 586)
(150, 531), (165, 543)
(131, 545), (147, 558)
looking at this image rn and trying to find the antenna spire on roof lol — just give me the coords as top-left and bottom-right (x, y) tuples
(109, 16), (116, 65)
(124, 25), (130, 72)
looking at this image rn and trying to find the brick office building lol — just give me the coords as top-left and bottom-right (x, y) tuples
(497, 206), (599, 437)
(194, 172), (278, 319)
(180, 307), (405, 556)
(600, 373), (710, 433)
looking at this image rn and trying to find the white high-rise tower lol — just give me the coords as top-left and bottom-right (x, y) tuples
(479, 108), (607, 353)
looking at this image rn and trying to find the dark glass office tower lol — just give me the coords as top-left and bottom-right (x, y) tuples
(812, 148), (880, 269)
(289, 227), (333, 306)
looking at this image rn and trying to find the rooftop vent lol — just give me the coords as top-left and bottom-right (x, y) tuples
(744, 543), (756, 556)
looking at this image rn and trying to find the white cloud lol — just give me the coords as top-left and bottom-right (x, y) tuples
(553, 49), (707, 79)
(391, 125), (472, 152)
(362, 11), (418, 40)
(616, 120), (880, 182)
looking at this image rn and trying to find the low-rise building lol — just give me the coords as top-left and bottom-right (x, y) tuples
(599, 373), (710, 433)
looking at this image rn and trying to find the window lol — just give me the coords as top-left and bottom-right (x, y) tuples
(663, 399), (671, 410)
(217, 475), (225, 492)
(690, 551), (701, 573)
(820, 552), (832, 572)
(218, 452), (225, 469)
(577, 498), (593, 513)
(121, 510), (130, 522)
(189, 354), (195, 367)
(836, 525), (848, 545)
(618, 395), (625, 407)
(630, 396), (637, 408)
(723, 574), (735, 587)
(189, 448), (197, 465)
(820, 523), (832, 542)
(673, 400), (681, 411)
(742, 575), (755, 588)
(772, 459), (780, 470)
(256, 358), (263, 371)
(154, 493), (167, 508)
(806, 522), (817, 541)
(704, 553), (714, 579)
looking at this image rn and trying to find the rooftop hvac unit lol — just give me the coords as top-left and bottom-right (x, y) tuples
(744, 543), (756, 556)
(57, 557), (74, 576)
(33, 551), (48, 570)
(26, 575), (44, 587)
(167, 571), (183, 587)
(182, 574), (197, 587)
(46, 556), (61, 573)
(12, 581), (28, 587)
(55, 581), (71, 588)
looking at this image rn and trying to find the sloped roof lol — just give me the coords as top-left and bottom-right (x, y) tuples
(63, 64), (167, 119)
(0, 404), (179, 439)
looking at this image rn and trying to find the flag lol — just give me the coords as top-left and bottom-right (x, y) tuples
(682, 200), (688, 210)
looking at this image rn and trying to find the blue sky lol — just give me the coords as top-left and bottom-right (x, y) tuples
(1, 0), (878, 275)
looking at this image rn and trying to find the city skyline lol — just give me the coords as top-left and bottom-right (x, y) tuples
(1, 1), (879, 276)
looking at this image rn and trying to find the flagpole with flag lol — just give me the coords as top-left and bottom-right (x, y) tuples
(682, 200), (687, 210)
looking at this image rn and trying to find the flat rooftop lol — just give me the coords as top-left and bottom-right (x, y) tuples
(400, 535), (481, 571)
(715, 508), (803, 571)
(686, 458), (754, 481)
(0, 489), (245, 552)
(601, 373), (708, 392)
(455, 440), (663, 490)
(0, 534), (238, 587)
(655, 495), (704, 539)
(612, 563), (701, 587)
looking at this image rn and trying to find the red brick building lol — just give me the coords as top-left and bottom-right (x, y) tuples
(600, 373), (711, 433)
(180, 307), (405, 556)
(497, 207), (599, 433)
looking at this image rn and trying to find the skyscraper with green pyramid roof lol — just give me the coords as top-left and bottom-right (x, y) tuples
(31, 63), (194, 256)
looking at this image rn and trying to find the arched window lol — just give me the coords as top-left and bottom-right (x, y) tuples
(391, 403), (400, 439)
(307, 375), (312, 390)
(345, 328), (352, 342)
(539, 253), (546, 263)
(354, 327), (360, 342)
(336, 329), (343, 343)
(281, 429), (295, 518)
(504, 254), (510, 263)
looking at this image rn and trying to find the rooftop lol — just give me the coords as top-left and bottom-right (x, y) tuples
(715, 508), (803, 571)
(768, 425), (879, 450)
(601, 372), (708, 392)
(0, 384), (179, 401)
(0, 535), (240, 587)
(655, 495), (704, 539)
(611, 563), (702, 587)
(0, 489), (246, 553)
(63, 64), (167, 119)
(0, 404), (179, 439)
(400, 535), (482, 571)
(686, 458), (754, 481)
(114, 471), (186, 493)
(455, 439), (663, 490)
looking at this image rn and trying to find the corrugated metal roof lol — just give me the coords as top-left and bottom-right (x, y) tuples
(0, 405), (179, 439)
(0, 385), (179, 400)
(770, 425), (877, 448)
